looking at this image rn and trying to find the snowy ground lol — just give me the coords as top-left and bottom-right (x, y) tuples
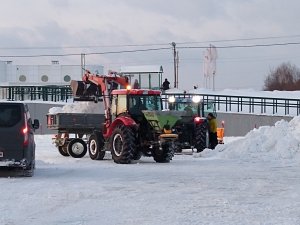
(1, 132), (300, 225)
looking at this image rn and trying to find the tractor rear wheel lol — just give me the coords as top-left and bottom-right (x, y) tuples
(153, 142), (175, 163)
(88, 134), (105, 160)
(110, 125), (135, 164)
(195, 122), (208, 152)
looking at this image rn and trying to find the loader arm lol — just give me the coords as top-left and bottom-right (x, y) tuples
(71, 70), (130, 126)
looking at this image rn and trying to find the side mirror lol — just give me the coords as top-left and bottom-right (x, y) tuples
(33, 119), (40, 130)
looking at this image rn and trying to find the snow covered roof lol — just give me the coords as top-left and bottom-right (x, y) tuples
(120, 65), (163, 74)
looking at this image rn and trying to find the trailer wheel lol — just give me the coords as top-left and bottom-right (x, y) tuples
(67, 138), (87, 158)
(195, 122), (208, 152)
(110, 125), (135, 164)
(88, 134), (105, 160)
(153, 142), (175, 163)
(58, 145), (70, 157)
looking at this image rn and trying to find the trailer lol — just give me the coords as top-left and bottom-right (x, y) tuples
(47, 113), (105, 158)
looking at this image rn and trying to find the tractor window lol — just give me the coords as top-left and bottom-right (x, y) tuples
(170, 101), (198, 115)
(144, 95), (162, 110)
(117, 95), (127, 115)
(111, 95), (117, 119)
(128, 95), (162, 115)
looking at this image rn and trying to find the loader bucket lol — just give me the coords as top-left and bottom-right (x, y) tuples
(70, 80), (86, 96)
(142, 110), (183, 132)
(70, 80), (101, 100)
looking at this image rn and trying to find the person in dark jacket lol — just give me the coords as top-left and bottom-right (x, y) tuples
(162, 78), (170, 91)
(207, 113), (218, 149)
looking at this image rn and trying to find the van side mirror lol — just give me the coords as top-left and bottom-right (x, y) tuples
(33, 119), (40, 130)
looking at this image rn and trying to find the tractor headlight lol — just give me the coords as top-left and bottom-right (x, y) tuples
(168, 96), (176, 103)
(192, 95), (201, 103)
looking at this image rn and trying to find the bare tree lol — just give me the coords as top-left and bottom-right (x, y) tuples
(264, 62), (300, 91)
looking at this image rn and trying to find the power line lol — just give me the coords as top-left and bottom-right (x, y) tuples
(1, 34), (300, 50)
(0, 47), (171, 58)
(176, 34), (300, 45)
(177, 42), (300, 49)
(0, 43), (171, 50)
(1, 41), (300, 58)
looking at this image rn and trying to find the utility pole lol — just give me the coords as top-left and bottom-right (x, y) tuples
(81, 53), (86, 77)
(172, 42), (177, 88)
(176, 51), (179, 88)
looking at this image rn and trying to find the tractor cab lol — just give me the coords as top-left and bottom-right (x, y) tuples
(110, 89), (163, 122)
(167, 95), (219, 152)
(168, 95), (217, 118)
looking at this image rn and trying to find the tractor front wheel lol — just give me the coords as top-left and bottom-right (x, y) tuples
(153, 142), (175, 163)
(88, 134), (105, 160)
(110, 125), (135, 164)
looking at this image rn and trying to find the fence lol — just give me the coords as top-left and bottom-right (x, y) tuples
(1, 85), (299, 116)
(0, 85), (73, 102)
(162, 93), (300, 116)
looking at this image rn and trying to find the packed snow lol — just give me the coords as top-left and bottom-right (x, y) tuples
(2, 89), (300, 224)
(1, 116), (300, 224)
(48, 101), (104, 114)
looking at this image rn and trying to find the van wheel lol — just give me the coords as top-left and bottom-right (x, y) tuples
(67, 138), (87, 158)
(58, 145), (70, 157)
(24, 163), (34, 177)
(88, 134), (105, 160)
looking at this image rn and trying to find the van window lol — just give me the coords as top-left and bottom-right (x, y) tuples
(0, 105), (21, 127)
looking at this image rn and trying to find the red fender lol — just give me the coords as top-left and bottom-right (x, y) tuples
(104, 116), (138, 138)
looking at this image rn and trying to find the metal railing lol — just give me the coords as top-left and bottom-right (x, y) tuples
(1, 86), (299, 116)
(0, 85), (73, 102)
(162, 93), (300, 116)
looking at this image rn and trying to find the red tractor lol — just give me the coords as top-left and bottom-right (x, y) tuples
(48, 71), (177, 164)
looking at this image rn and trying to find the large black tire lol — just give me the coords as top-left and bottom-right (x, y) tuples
(58, 145), (70, 157)
(174, 142), (183, 153)
(67, 138), (87, 158)
(88, 134), (105, 160)
(195, 122), (208, 152)
(152, 142), (175, 163)
(110, 125), (136, 164)
(132, 151), (142, 160)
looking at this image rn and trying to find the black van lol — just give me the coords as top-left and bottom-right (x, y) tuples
(0, 102), (39, 176)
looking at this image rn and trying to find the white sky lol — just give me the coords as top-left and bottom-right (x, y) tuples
(0, 0), (300, 90)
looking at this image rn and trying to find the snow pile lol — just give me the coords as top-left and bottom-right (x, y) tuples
(188, 88), (300, 99)
(211, 116), (300, 162)
(48, 102), (104, 114)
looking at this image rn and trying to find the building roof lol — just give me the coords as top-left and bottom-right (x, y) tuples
(120, 65), (163, 74)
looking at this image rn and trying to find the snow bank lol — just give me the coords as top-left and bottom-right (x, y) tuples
(206, 116), (300, 162)
(48, 102), (104, 114)
(188, 88), (300, 99)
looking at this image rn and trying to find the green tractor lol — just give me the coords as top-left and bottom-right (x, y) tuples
(167, 95), (217, 153)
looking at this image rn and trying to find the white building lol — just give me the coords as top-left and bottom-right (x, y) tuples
(0, 61), (104, 86)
